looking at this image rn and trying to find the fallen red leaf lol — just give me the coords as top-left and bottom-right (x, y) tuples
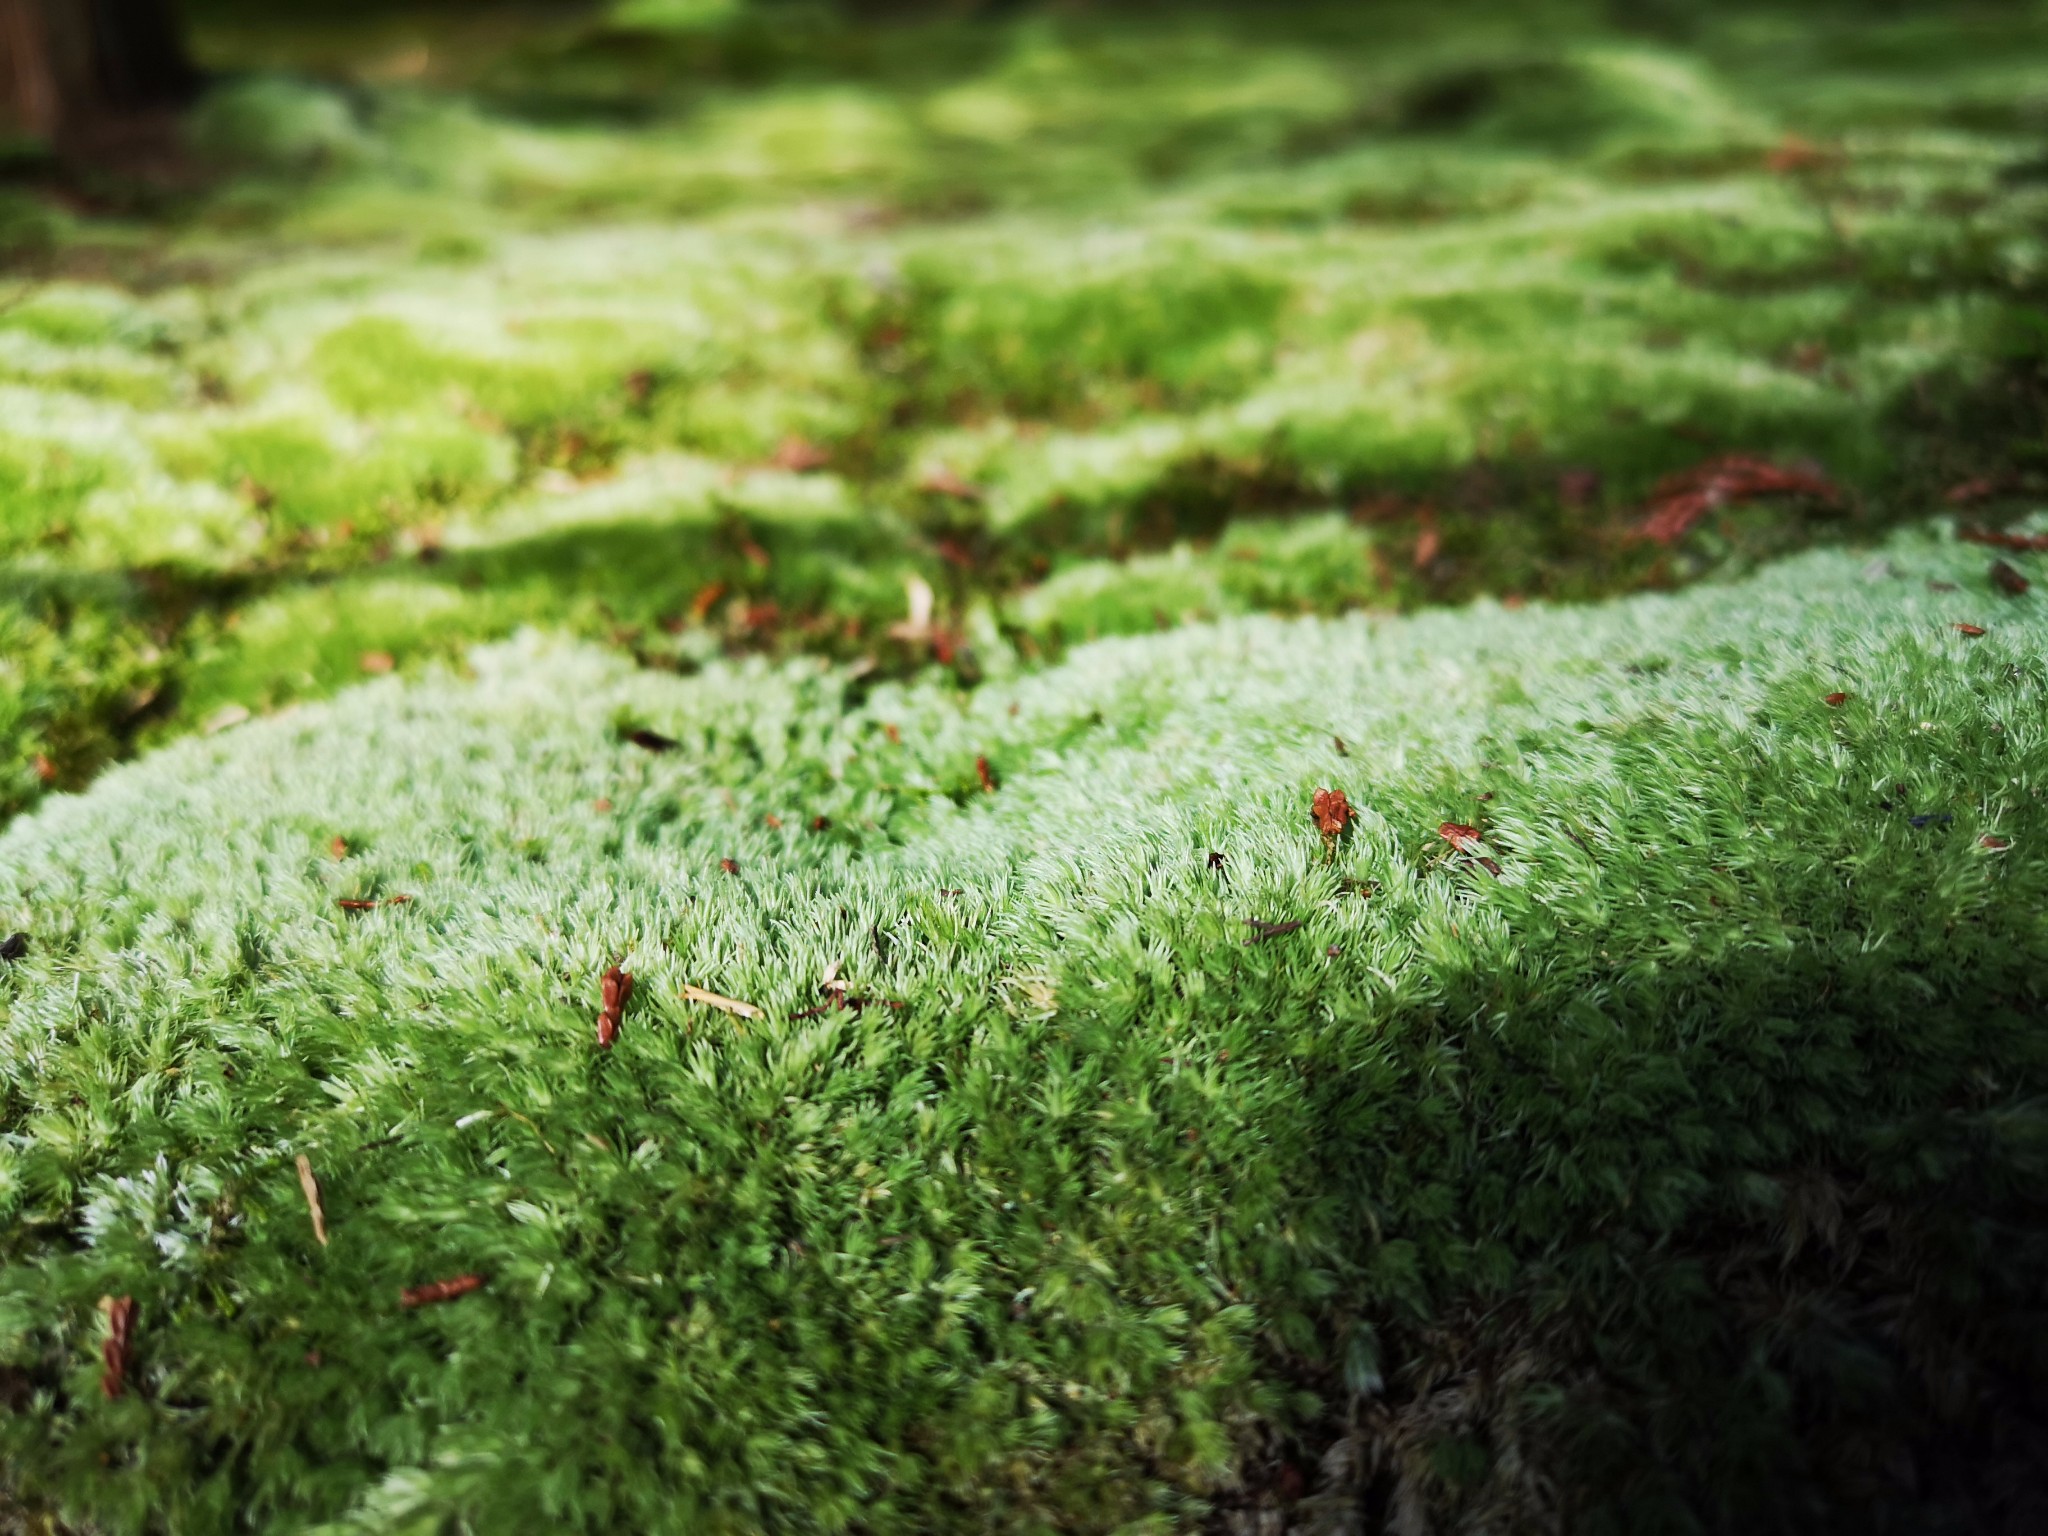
(976, 755), (997, 793)
(1956, 524), (2048, 552)
(330, 835), (348, 860)
(1990, 559), (2031, 596)
(1952, 623), (1987, 637)
(597, 965), (634, 1048)
(99, 1296), (137, 1399)
(1946, 479), (2004, 507)
(624, 727), (679, 752)
(1823, 691), (1849, 707)
(384, 894), (413, 906)
(1312, 787), (1353, 841)
(883, 723), (900, 745)
(32, 753), (56, 784)
(720, 857), (740, 875)
(336, 899), (379, 912)
(810, 816), (831, 832)
(400, 1274), (485, 1308)
(360, 651), (395, 675)
(1980, 834), (2011, 851)
(1637, 456), (1841, 545)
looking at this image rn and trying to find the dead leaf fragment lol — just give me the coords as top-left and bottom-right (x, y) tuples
(1952, 623), (1987, 637)
(720, 857), (740, 875)
(771, 436), (832, 473)
(887, 572), (956, 656)
(1638, 455), (1841, 545)
(400, 1274), (484, 1308)
(624, 727), (679, 753)
(1823, 692), (1849, 707)
(1437, 821), (1504, 877)
(1957, 524), (2048, 552)
(359, 651), (395, 675)
(1312, 787), (1353, 841)
(1, 932), (27, 962)
(99, 1296), (137, 1399)
(1243, 919), (1305, 945)
(1766, 133), (1840, 175)
(1990, 560), (2030, 596)
(295, 1155), (329, 1247)
(976, 755), (997, 793)
(1980, 834), (2011, 851)
(1412, 525), (1441, 571)
(597, 965), (634, 1049)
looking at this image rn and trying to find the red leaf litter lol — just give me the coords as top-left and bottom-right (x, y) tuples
(1952, 623), (1987, 637)
(400, 1274), (485, 1309)
(1437, 821), (1504, 877)
(597, 965), (634, 1048)
(1823, 692), (1849, 707)
(99, 1296), (137, 1399)
(1956, 524), (2048, 552)
(1312, 788), (1353, 841)
(976, 755), (997, 793)
(1638, 456), (1842, 545)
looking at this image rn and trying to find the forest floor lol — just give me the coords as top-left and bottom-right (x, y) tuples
(3, 3), (2048, 1532)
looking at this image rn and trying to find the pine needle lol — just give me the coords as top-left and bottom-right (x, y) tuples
(680, 983), (763, 1021)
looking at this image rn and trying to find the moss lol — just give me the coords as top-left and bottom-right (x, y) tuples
(4, 526), (2046, 1531)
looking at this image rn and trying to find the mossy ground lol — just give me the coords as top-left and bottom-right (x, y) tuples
(4, 2), (2048, 1531)
(5, 0), (2048, 818)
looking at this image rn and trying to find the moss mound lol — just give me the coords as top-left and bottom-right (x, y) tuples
(4, 525), (2045, 1532)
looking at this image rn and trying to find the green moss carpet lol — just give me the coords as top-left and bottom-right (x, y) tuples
(4, 2), (2048, 1531)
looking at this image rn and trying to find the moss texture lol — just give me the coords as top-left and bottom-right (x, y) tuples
(5, 525), (2047, 1532)
(4, 3), (2048, 1530)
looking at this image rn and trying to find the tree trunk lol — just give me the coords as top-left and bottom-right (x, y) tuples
(0, 0), (196, 153)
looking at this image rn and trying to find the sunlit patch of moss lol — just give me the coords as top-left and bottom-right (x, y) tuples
(152, 407), (513, 548)
(1011, 513), (1385, 641)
